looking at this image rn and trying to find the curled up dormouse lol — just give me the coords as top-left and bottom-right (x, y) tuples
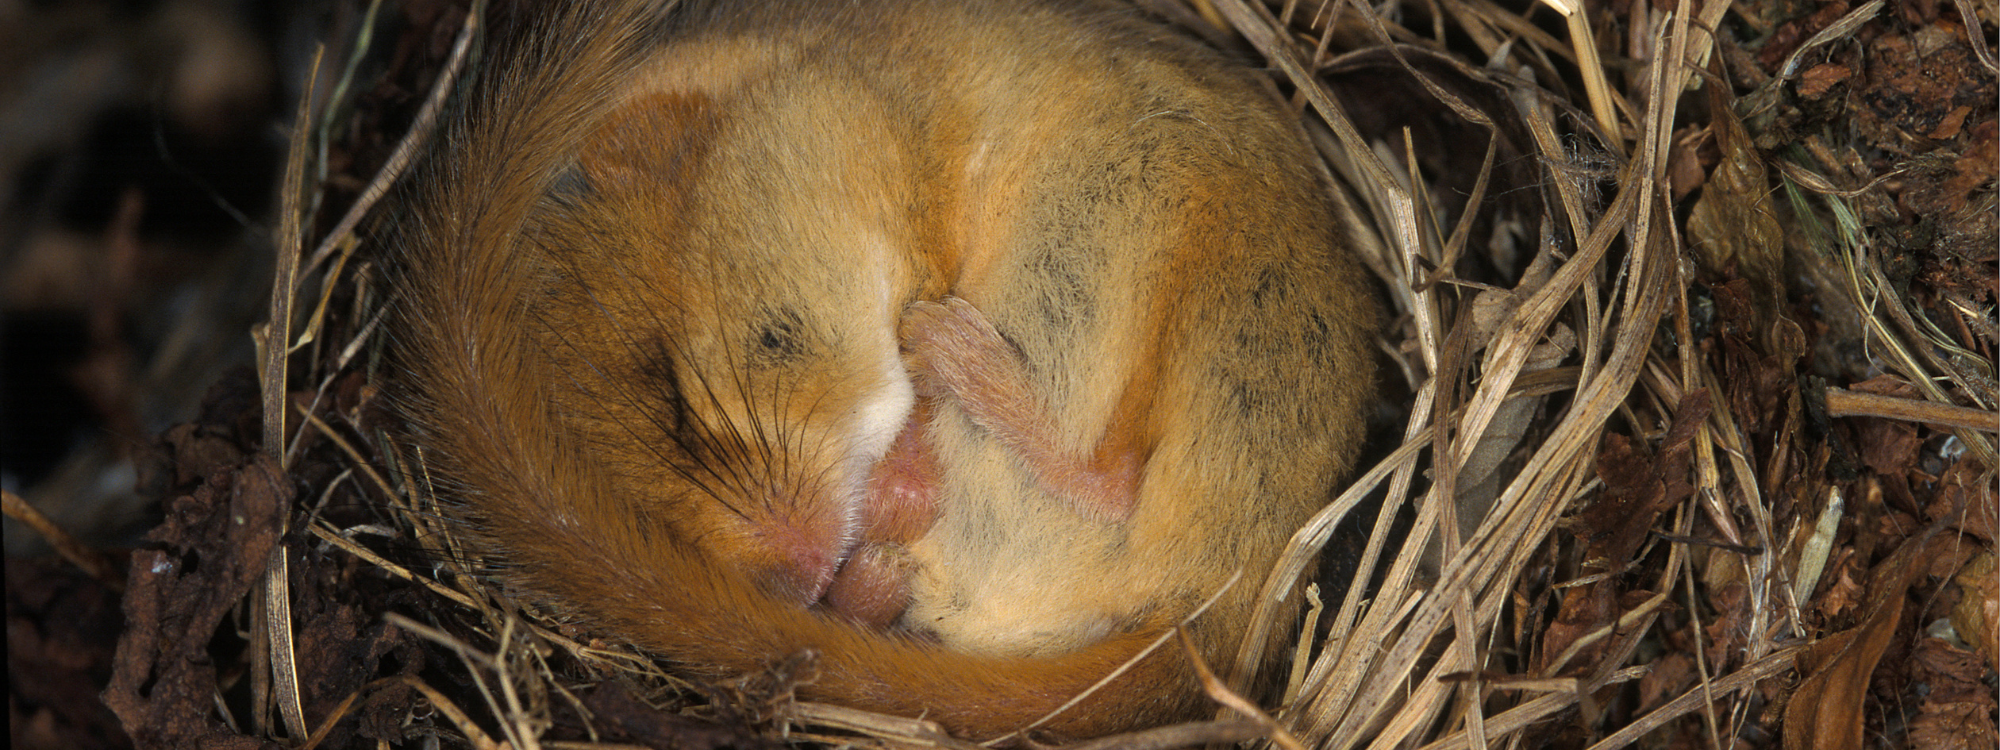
(387, 0), (1380, 739)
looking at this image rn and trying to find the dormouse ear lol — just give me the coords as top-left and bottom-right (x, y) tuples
(578, 92), (722, 194)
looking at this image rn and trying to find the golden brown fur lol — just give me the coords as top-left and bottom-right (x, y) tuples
(390, 0), (1378, 739)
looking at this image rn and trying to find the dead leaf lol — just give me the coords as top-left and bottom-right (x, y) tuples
(1703, 582), (1753, 670)
(1908, 699), (2000, 750)
(1938, 119), (1998, 214)
(1668, 125), (1710, 200)
(1816, 551), (1866, 620)
(1950, 551), (1999, 670)
(1710, 280), (1804, 436)
(1541, 395), (1710, 675)
(1913, 634), (1993, 703)
(1798, 63), (1853, 97)
(1688, 92), (1784, 324)
(1581, 393), (1710, 566)
(101, 454), (288, 750)
(1636, 651), (1696, 714)
(1852, 417), (1922, 477)
(1930, 458), (1998, 542)
(1784, 530), (1960, 750)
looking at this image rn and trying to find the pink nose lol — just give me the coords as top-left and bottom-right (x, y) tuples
(747, 508), (846, 606)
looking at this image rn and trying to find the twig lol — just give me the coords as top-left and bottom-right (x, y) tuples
(1, 490), (124, 590)
(1177, 628), (1306, 750)
(1580, 647), (1800, 750)
(304, 0), (485, 273)
(307, 522), (480, 609)
(1825, 386), (2000, 433)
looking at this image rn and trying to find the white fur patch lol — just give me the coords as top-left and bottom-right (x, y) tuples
(849, 269), (916, 464)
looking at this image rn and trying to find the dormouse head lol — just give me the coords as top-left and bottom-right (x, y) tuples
(518, 87), (923, 608)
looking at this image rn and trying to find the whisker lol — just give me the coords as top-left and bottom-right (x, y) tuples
(525, 219), (747, 516)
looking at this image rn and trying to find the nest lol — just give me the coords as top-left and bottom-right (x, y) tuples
(18, 0), (1992, 748)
